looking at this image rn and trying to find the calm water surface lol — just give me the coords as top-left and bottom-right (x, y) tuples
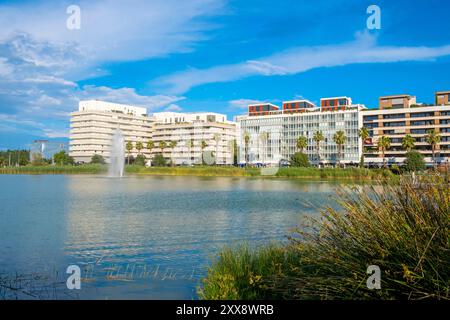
(0, 175), (344, 299)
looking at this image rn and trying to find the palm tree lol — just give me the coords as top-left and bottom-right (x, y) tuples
(147, 140), (154, 160)
(244, 132), (250, 165)
(333, 130), (346, 167)
(358, 127), (369, 167)
(169, 140), (177, 166)
(296, 136), (308, 153)
(201, 140), (207, 164)
(426, 129), (441, 168)
(125, 141), (133, 165)
(313, 131), (324, 166)
(214, 133), (221, 165)
(402, 134), (415, 152)
(159, 141), (167, 160)
(259, 132), (268, 164)
(135, 141), (143, 155)
(377, 136), (390, 168)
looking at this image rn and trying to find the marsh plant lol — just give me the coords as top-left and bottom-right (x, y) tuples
(199, 174), (449, 300)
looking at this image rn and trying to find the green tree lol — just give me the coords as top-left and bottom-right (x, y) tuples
(313, 131), (324, 165)
(290, 152), (310, 167)
(377, 136), (391, 168)
(402, 134), (415, 152)
(332, 130), (346, 167)
(134, 154), (147, 166)
(201, 140), (208, 164)
(135, 141), (144, 155)
(159, 141), (167, 155)
(358, 127), (370, 168)
(404, 151), (426, 172)
(152, 154), (167, 167)
(425, 129), (441, 168)
(126, 141), (133, 165)
(147, 140), (155, 157)
(53, 150), (74, 166)
(296, 136), (308, 153)
(90, 154), (106, 164)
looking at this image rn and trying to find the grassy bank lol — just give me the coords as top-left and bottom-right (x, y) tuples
(0, 164), (107, 174)
(0, 164), (396, 180)
(199, 174), (450, 300)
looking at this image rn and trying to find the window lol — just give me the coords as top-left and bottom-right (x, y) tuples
(383, 113), (404, 119)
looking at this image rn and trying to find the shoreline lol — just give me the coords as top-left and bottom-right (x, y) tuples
(0, 165), (396, 181)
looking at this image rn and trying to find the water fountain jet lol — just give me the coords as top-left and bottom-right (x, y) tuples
(108, 129), (125, 177)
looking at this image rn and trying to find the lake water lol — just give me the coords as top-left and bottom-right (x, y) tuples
(0, 174), (343, 300)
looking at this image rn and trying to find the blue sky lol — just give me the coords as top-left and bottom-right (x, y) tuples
(1, 0), (450, 149)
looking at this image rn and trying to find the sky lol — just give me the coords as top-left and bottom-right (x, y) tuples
(0, 0), (450, 149)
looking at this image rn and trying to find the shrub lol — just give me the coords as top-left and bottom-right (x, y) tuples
(290, 152), (310, 167)
(200, 175), (450, 300)
(151, 154), (167, 167)
(404, 151), (426, 172)
(90, 154), (106, 164)
(134, 154), (147, 166)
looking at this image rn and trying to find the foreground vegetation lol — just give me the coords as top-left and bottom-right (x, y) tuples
(199, 174), (450, 300)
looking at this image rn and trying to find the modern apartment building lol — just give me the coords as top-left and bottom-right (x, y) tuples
(237, 98), (365, 165)
(69, 100), (154, 163)
(151, 112), (237, 165)
(363, 92), (450, 165)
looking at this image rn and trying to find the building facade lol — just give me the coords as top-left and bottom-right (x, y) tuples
(151, 112), (237, 165)
(363, 92), (450, 165)
(237, 98), (365, 165)
(69, 100), (154, 163)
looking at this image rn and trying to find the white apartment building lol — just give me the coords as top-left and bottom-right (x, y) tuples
(70, 100), (154, 163)
(151, 112), (237, 165)
(237, 98), (365, 165)
(363, 92), (450, 165)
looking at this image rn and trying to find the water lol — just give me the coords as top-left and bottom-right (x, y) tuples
(108, 129), (125, 177)
(0, 175), (343, 300)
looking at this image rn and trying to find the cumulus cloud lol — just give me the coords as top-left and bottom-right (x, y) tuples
(155, 32), (450, 94)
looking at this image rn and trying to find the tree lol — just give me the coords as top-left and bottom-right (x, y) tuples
(425, 129), (441, 168)
(377, 136), (391, 168)
(134, 154), (147, 166)
(402, 134), (415, 152)
(290, 152), (310, 167)
(152, 154), (167, 167)
(169, 140), (178, 166)
(126, 141), (133, 165)
(296, 136), (308, 153)
(313, 131), (324, 165)
(404, 151), (426, 172)
(201, 140), (207, 164)
(90, 154), (106, 164)
(147, 140), (155, 158)
(244, 132), (250, 165)
(53, 150), (74, 166)
(332, 130), (346, 167)
(358, 127), (370, 168)
(135, 141), (144, 155)
(159, 141), (167, 155)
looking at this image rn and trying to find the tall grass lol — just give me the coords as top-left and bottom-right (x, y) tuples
(199, 174), (450, 300)
(0, 164), (106, 174)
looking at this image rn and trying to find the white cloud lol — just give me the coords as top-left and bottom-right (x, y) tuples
(0, 0), (225, 64)
(163, 104), (183, 112)
(156, 32), (450, 94)
(228, 99), (266, 110)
